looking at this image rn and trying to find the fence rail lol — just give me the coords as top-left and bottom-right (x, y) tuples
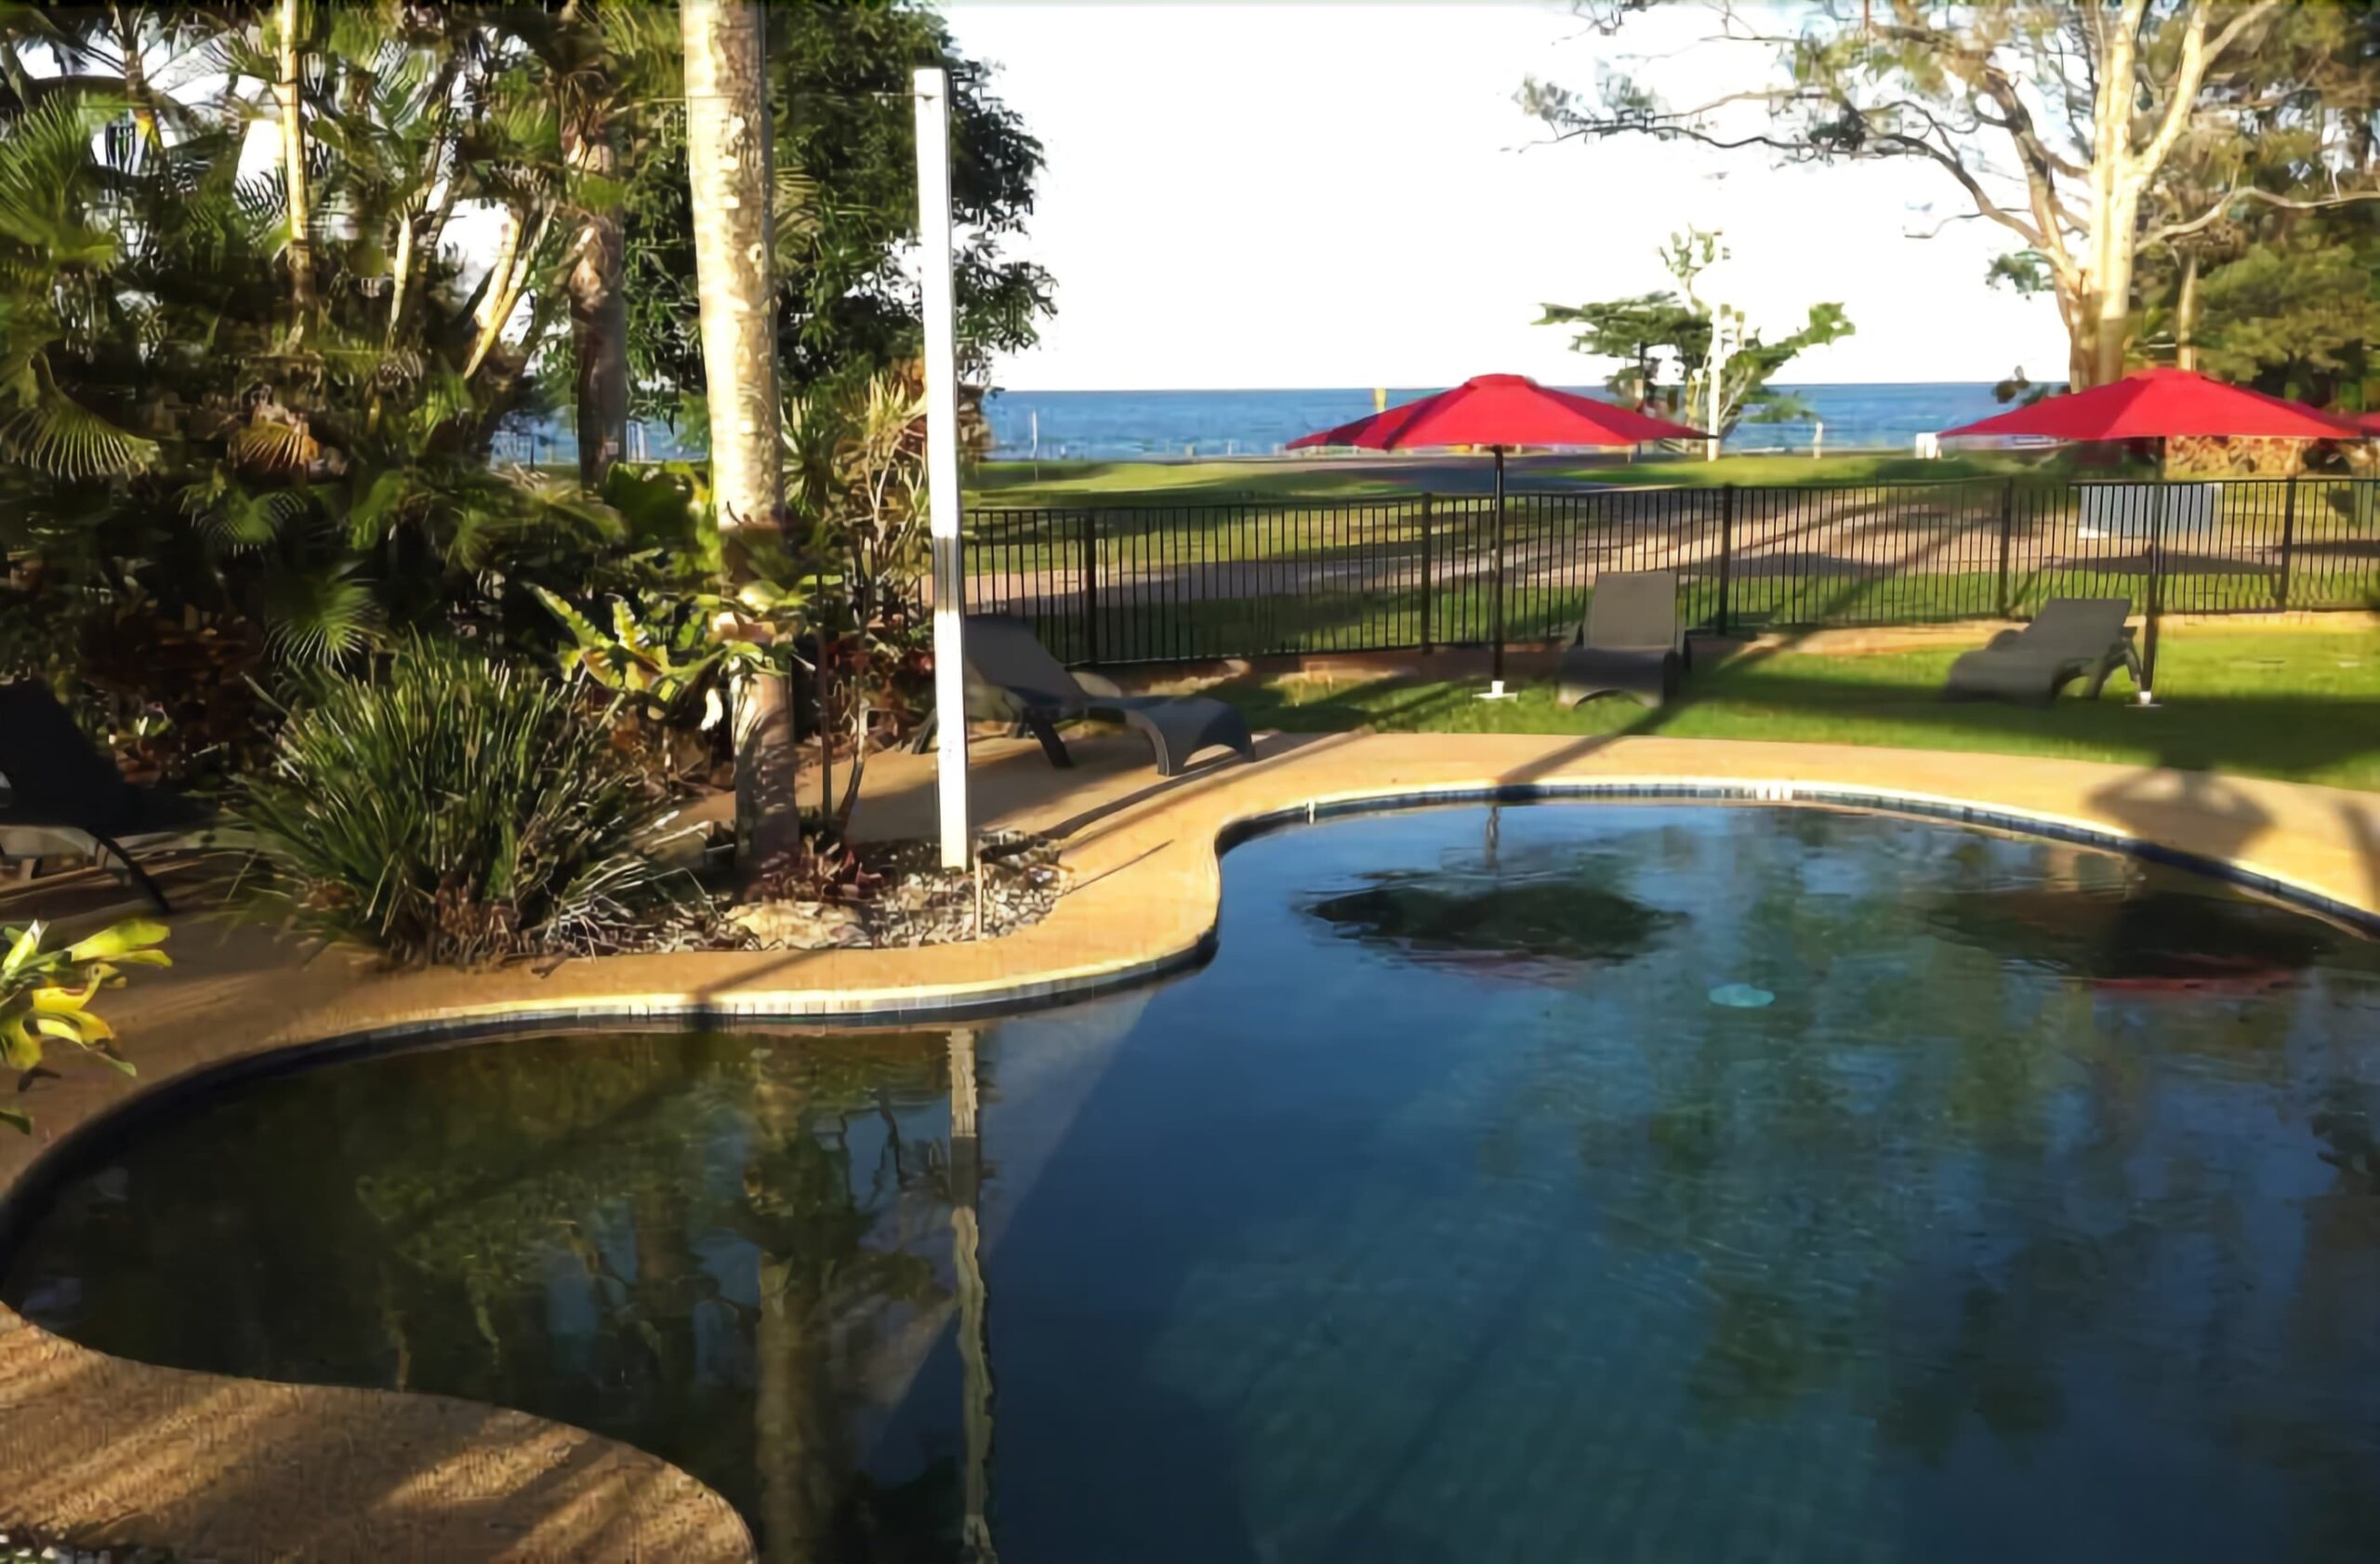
(960, 476), (2380, 666)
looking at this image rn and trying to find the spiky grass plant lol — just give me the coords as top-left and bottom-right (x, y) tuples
(231, 638), (691, 966)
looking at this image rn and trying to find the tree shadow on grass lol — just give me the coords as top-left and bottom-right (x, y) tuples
(1214, 630), (2380, 921)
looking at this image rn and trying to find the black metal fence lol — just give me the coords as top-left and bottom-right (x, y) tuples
(963, 476), (2380, 665)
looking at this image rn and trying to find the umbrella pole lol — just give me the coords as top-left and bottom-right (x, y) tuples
(2136, 474), (2166, 708)
(1481, 445), (1514, 698)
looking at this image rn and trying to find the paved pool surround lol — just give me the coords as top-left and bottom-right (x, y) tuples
(2, 732), (2375, 1560)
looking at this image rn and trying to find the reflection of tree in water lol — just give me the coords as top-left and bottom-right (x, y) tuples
(3, 1029), (982, 1563)
(1924, 880), (2347, 993)
(1476, 810), (2380, 1554)
(1302, 845), (1684, 982)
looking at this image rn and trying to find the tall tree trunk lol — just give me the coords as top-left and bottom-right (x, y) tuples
(682, 0), (798, 875)
(273, 0), (313, 332)
(2062, 287), (2095, 390)
(2175, 250), (2202, 371)
(565, 107), (629, 487)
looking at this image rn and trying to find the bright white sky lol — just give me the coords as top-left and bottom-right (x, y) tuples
(944, 1), (2072, 391)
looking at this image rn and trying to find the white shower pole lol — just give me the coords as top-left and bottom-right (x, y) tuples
(916, 68), (971, 869)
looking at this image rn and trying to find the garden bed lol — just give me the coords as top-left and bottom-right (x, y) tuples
(719, 830), (1066, 951)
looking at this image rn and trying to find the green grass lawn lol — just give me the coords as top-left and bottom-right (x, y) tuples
(968, 450), (2129, 507)
(1214, 628), (2380, 791)
(989, 565), (2315, 669)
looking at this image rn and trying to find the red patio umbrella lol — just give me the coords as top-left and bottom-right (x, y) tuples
(1938, 366), (2361, 443)
(1941, 369), (2360, 703)
(1289, 374), (1706, 687)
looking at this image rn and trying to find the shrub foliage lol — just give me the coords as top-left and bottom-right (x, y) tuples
(231, 641), (688, 966)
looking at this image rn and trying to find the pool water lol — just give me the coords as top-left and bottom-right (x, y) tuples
(8, 804), (2380, 1562)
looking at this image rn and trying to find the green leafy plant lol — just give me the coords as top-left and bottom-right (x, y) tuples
(0, 919), (170, 1133)
(785, 368), (935, 835)
(1537, 228), (1853, 436)
(229, 638), (692, 967)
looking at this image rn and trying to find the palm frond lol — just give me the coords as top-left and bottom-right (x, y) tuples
(262, 558), (380, 665)
(0, 93), (119, 266)
(0, 364), (156, 478)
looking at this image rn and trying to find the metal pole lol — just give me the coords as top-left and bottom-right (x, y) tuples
(1995, 477), (2016, 618)
(1717, 484), (1735, 636)
(2277, 471), (2298, 608)
(1491, 447), (1507, 688)
(2139, 478), (2167, 703)
(1705, 314), (1725, 463)
(1079, 509), (1099, 664)
(916, 68), (970, 868)
(1418, 492), (1435, 654)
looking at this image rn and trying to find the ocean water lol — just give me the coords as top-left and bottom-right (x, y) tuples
(981, 383), (2014, 462)
(491, 383), (2015, 469)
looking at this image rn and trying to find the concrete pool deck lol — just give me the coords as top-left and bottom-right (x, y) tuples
(2, 731), (2377, 1558)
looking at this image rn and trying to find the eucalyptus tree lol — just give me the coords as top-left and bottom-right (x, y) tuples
(1525, 1), (2380, 389)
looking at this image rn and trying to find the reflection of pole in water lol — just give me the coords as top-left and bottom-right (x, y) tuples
(949, 1029), (998, 1562)
(1485, 804), (1501, 870)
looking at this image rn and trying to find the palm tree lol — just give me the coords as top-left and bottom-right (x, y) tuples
(680, 0), (798, 873)
(517, 0), (680, 488)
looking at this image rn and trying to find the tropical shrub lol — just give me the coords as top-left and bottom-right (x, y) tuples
(229, 639), (691, 966)
(0, 919), (170, 1133)
(785, 369), (936, 833)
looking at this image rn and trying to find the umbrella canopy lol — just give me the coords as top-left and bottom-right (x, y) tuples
(1939, 367), (2361, 442)
(1286, 375), (1702, 693)
(1287, 373), (1706, 450)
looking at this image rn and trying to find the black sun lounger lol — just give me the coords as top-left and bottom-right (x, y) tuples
(0, 681), (207, 910)
(1557, 571), (1686, 709)
(917, 615), (1255, 778)
(1944, 597), (2144, 705)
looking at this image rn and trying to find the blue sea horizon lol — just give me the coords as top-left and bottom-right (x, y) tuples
(981, 382), (2013, 462)
(495, 381), (2016, 468)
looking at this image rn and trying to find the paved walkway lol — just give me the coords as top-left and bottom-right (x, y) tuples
(0, 1307), (752, 1560)
(3, 733), (2376, 1558)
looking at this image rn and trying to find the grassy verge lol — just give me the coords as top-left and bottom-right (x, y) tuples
(1212, 628), (2380, 792)
(982, 570), (2316, 666)
(968, 450), (2121, 507)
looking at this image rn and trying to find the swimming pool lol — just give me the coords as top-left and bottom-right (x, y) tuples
(7, 803), (2380, 1561)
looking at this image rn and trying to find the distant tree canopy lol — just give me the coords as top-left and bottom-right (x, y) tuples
(1525, 1), (2380, 398)
(620, 0), (1053, 424)
(1538, 229), (1854, 434)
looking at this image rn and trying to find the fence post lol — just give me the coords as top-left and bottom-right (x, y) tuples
(1418, 492), (1435, 654)
(1995, 477), (2016, 618)
(1716, 484), (1736, 636)
(2276, 471), (2298, 609)
(1078, 508), (1099, 664)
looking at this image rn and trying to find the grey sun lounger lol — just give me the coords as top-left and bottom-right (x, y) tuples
(1944, 597), (2144, 704)
(917, 615), (1256, 778)
(0, 680), (209, 911)
(1558, 571), (1686, 709)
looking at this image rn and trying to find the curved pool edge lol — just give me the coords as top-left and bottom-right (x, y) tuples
(0, 1309), (759, 1562)
(2, 733), (2374, 1559)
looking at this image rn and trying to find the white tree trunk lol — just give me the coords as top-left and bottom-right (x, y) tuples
(2175, 250), (2202, 372)
(683, 0), (781, 535)
(682, 0), (799, 875)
